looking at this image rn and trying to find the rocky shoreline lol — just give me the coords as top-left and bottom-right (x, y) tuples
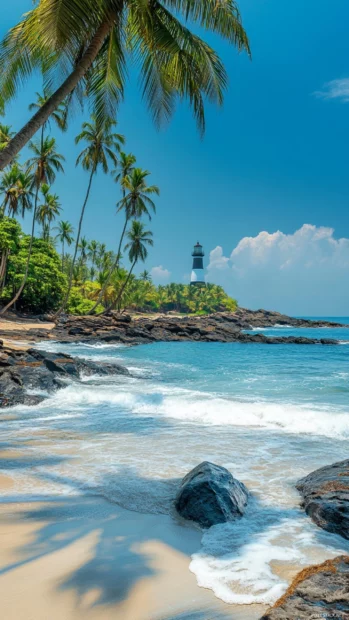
(0, 346), (129, 408)
(49, 309), (345, 346)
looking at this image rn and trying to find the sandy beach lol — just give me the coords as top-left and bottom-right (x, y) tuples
(0, 493), (265, 620)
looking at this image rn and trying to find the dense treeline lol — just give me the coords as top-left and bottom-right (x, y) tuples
(0, 106), (237, 317)
(0, 215), (237, 315)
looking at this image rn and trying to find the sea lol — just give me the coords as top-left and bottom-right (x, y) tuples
(1, 317), (349, 606)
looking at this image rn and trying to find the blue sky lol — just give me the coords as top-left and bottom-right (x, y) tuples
(2, 0), (349, 314)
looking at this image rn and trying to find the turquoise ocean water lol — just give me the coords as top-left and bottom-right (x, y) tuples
(1, 317), (349, 605)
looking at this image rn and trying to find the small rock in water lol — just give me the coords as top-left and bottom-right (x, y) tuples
(261, 556), (349, 619)
(175, 461), (248, 528)
(297, 459), (349, 540)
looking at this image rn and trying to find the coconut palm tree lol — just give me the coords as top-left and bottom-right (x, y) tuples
(0, 137), (64, 314)
(36, 183), (61, 240)
(140, 270), (151, 282)
(0, 164), (34, 217)
(107, 220), (153, 313)
(58, 115), (124, 314)
(0, 0), (249, 170)
(113, 152), (136, 187)
(88, 167), (158, 314)
(26, 136), (65, 186)
(87, 239), (99, 267)
(54, 220), (74, 271)
(78, 236), (89, 265)
(29, 91), (67, 136)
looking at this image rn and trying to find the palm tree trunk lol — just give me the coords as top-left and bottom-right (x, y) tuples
(102, 259), (137, 315)
(56, 166), (95, 315)
(87, 216), (128, 314)
(0, 18), (114, 171)
(0, 183), (40, 314)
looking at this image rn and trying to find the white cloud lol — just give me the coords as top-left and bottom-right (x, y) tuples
(315, 78), (349, 102)
(206, 225), (349, 315)
(150, 265), (171, 283)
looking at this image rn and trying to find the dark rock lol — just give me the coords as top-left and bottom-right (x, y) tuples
(297, 459), (349, 540)
(0, 348), (129, 409)
(261, 556), (349, 619)
(175, 461), (248, 528)
(49, 311), (345, 346)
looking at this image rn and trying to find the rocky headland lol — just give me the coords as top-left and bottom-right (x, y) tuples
(49, 308), (344, 346)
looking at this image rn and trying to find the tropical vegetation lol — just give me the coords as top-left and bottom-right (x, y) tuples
(0, 0), (249, 170)
(0, 0), (245, 317)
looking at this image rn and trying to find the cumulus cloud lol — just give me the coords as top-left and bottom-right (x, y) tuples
(206, 225), (349, 315)
(150, 265), (171, 283)
(315, 78), (349, 102)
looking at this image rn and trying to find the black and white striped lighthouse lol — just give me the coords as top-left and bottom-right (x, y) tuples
(190, 242), (205, 286)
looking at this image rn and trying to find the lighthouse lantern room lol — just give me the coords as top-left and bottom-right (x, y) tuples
(190, 242), (205, 286)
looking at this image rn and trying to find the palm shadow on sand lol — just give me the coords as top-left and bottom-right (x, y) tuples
(0, 460), (348, 615)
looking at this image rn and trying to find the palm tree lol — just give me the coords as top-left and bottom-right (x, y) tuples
(87, 239), (99, 267)
(78, 236), (89, 265)
(0, 164), (34, 217)
(0, 137), (64, 314)
(58, 115), (124, 314)
(88, 167), (158, 314)
(54, 220), (74, 272)
(113, 152), (136, 187)
(0, 1), (249, 170)
(140, 270), (151, 282)
(29, 91), (67, 136)
(26, 136), (65, 186)
(107, 220), (153, 313)
(36, 183), (61, 240)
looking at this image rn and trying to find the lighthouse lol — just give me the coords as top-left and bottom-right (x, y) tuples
(190, 242), (205, 286)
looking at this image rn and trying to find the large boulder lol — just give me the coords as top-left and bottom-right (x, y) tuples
(261, 556), (349, 619)
(175, 461), (248, 528)
(297, 459), (349, 540)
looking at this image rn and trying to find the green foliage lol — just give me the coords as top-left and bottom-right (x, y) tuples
(67, 287), (103, 315)
(0, 0), (249, 137)
(1, 223), (67, 312)
(0, 216), (21, 253)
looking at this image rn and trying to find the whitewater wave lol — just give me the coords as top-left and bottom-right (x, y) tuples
(190, 501), (348, 605)
(38, 378), (349, 440)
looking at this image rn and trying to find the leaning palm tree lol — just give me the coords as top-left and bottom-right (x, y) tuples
(36, 183), (61, 240)
(105, 220), (153, 313)
(0, 0), (249, 170)
(88, 167), (158, 314)
(58, 115), (124, 314)
(0, 137), (64, 314)
(0, 163), (34, 217)
(54, 220), (74, 272)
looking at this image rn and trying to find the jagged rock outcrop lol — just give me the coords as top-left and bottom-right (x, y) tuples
(175, 461), (249, 528)
(50, 312), (341, 346)
(261, 556), (349, 619)
(0, 347), (129, 408)
(297, 459), (349, 540)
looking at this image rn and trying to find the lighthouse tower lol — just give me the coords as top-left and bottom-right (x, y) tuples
(190, 242), (205, 286)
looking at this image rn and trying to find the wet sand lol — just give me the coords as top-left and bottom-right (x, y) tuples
(0, 496), (265, 620)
